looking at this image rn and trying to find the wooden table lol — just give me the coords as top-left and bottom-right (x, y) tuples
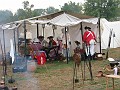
(105, 74), (120, 90)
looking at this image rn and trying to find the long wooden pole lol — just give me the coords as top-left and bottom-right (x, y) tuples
(65, 27), (69, 64)
(36, 18), (39, 38)
(98, 17), (102, 53)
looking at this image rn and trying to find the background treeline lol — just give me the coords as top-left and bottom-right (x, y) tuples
(0, 0), (120, 24)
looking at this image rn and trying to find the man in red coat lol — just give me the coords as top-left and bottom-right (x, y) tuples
(83, 26), (96, 57)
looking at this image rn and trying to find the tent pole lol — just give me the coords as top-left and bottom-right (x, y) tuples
(17, 27), (19, 52)
(80, 22), (83, 40)
(2, 29), (7, 85)
(80, 22), (86, 80)
(65, 27), (69, 64)
(42, 24), (45, 37)
(23, 20), (27, 57)
(0, 39), (5, 85)
(36, 18), (39, 38)
(53, 29), (55, 37)
(98, 17), (102, 53)
(13, 29), (16, 53)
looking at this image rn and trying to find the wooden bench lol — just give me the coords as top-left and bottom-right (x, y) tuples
(105, 74), (120, 90)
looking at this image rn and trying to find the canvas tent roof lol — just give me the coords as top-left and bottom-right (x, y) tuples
(28, 19), (50, 24)
(27, 13), (98, 26)
(49, 13), (81, 26)
(29, 11), (94, 20)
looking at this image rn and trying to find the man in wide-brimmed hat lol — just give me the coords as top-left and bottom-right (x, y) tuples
(47, 36), (57, 47)
(83, 26), (97, 58)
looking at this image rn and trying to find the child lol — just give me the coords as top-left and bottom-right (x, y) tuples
(113, 65), (118, 75)
(74, 41), (81, 53)
(73, 41), (81, 68)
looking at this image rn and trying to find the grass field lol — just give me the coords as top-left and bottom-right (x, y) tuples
(0, 47), (120, 90)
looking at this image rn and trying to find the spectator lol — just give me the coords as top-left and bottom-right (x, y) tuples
(47, 36), (57, 47)
(37, 36), (48, 47)
(57, 36), (63, 54)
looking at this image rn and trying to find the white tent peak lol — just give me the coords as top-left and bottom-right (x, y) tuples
(50, 13), (81, 26)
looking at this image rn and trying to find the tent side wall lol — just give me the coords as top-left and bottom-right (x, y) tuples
(101, 19), (120, 49)
(69, 23), (100, 55)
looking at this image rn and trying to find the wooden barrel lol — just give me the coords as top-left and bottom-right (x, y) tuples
(27, 60), (37, 72)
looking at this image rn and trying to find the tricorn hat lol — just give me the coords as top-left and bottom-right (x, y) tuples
(84, 26), (91, 30)
(74, 41), (80, 44)
(88, 27), (91, 30)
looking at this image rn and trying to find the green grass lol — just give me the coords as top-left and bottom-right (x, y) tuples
(2, 48), (120, 90)
(35, 60), (74, 73)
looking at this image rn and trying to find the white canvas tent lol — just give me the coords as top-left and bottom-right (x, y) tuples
(0, 11), (101, 55)
(101, 19), (120, 49)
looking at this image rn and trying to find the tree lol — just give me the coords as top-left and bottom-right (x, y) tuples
(61, 1), (83, 14)
(23, 1), (34, 18)
(32, 9), (46, 16)
(84, 0), (120, 21)
(14, 1), (34, 20)
(0, 10), (13, 24)
(45, 7), (59, 14)
(14, 9), (26, 20)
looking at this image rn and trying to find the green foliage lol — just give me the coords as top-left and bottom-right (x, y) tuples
(0, 10), (13, 24)
(61, 1), (83, 14)
(14, 1), (34, 20)
(84, 0), (120, 21)
(1, 0), (120, 23)
(32, 9), (46, 16)
(45, 7), (59, 14)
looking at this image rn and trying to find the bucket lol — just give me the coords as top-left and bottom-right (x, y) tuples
(27, 60), (37, 72)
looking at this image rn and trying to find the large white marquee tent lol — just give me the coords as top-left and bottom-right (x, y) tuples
(0, 11), (119, 56)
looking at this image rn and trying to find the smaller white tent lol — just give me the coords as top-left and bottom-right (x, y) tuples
(101, 19), (120, 49)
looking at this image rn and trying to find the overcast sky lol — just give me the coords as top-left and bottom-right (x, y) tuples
(0, 0), (85, 13)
